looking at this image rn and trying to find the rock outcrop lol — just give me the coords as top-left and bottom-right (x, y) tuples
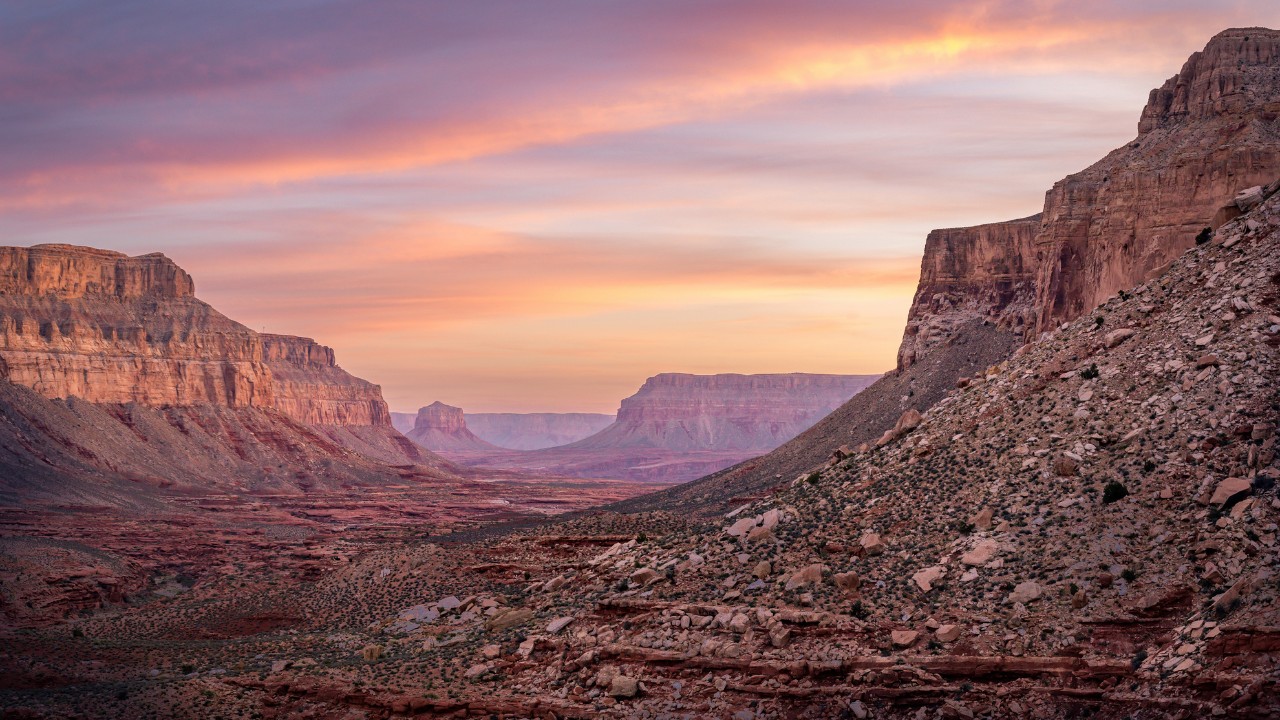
(896, 216), (1040, 368)
(262, 334), (392, 427)
(463, 412), (615, 450)
(898, 27), (1280, 369)
(568, 373), (880, 453)
(0, 243), (445, 498)
(0, 244), (273, 408)
(405, 401), (500, 452)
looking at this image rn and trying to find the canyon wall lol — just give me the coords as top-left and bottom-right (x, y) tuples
(899, 27), (1280, 368)
(405, 401), (500, 452)
(567, 373), (880, 452)
(896, 216), (1040, 368)
(464, 412), (615, 450)
(0, 244), (273, 408)
(0, 243), (437, 484)
(262, 334), (392, 427)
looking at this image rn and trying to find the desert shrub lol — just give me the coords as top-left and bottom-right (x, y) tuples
(1195, 227), (1212, 245)
(1080, 364), (1100, 380)
(1102, 481), (1129, 504)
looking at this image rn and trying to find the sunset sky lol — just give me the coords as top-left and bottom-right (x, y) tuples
(2, 2), (1276, 412)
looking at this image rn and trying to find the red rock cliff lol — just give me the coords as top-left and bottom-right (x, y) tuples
(0, 244), (272, 407)
(898, 28), (1280, 368)
(261, 334), (392, 426)
(0, 244), (394, 430)
(896, 216), (1040, 368)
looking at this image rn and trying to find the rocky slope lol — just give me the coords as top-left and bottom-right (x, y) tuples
(464, 412), (615, 450)
(0, 244), (448, 501)
(405, 401), (502, 452)
(51, 186), (1276, 719)
(640, 27), (1280, 516)
(898, 27), (1280, 370)
(194, 174), (1276, 720)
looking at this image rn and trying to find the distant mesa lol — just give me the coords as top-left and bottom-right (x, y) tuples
(391, 410), (615, 450)
(411, 372), (881, 481)
(405, 401), (501, 452)
(465, 412), (615, 450)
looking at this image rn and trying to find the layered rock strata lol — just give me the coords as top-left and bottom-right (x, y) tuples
(405, 402), (500, 452)
(568, 373), (880, 453)
(898, 27), (1280, 369)
(0, 243), (442, 494)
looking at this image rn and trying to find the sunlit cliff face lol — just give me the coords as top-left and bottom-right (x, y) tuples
(1, 1), (1272, 411)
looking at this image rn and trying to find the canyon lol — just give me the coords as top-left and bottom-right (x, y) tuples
(1, 25), (1279, 720)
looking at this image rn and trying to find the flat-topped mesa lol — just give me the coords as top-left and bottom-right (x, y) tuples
(899, 27), (1280, 367)
(405, 401), (499, 452)
(570, 372), (880, 452)
(897, 215), (1040, 369)
(0, 244), (398, 431)
(260, 334), (391, 426)
(0, 244), (194, 299)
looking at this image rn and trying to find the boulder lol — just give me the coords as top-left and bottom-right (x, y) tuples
(891, 630), (920, 647)
(935, 624), (962, 642)
(609, 675), (639, 699)
(833, 571), (861, 593)
(1209, 477), (1251, 506)
(1105, 328), (1135, 347)
(912, 565), (946, 593)
(961, 540), (999, 566)
(859, 533), (885, 555)
(1007, 581), (1042, 605)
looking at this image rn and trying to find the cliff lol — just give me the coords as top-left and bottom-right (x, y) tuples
(0, 243), (442, 489)
(261, 334), (392, 427)
(463, 412), (615, 450)
(0, 244), (273, 408)
(569, 373), (880, 452)
(405, 401), (501, 452)
(898, 27), (1280, 368)
(897, 216), (1040, 368)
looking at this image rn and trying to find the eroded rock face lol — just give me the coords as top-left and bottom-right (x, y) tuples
(0, 244), (397, 431)
(897, 216), (1041, 369)
(899, 28), (1280, 368)
(0, 244), (273, 408)
(262, 334), (392, 427)
(406, 401), (499, 452)
(567, 373), (881, 452)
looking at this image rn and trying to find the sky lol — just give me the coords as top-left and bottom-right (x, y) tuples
(2, 2), (1276, 412)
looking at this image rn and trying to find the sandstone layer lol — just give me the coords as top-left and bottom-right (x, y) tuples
(898, 27), (1280, 369)
(0, 243), (446, 499)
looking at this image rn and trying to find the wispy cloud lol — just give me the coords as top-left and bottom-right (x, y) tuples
(1, 1), (1273, 409)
